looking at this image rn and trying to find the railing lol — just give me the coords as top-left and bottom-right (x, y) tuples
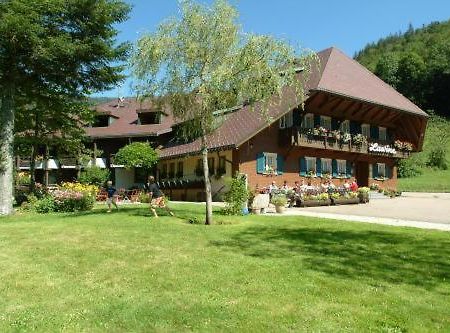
(279, 127), (411, 159)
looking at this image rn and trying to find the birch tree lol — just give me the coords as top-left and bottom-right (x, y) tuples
(132, 0), (315, 224)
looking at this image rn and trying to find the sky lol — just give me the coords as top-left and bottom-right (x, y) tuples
(96, 0), (450, 97)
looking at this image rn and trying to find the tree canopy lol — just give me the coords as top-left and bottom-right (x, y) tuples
(132, 0), (316, 224)
(114, 142), (159, 171)
(0, 0), (131, 215)
(355, 20), (450, 117)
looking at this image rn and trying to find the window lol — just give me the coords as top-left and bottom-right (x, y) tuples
(208, 157), (215, 175)
(265, 153), (277, 172)
(160, 163), (167, 179)
(168, 162), (175, 178)
(320, 116), (331, 130)
(302, 113), (314, 129)
(340, 120), (350, 133)
(306, 157), (316, 174)
(321, 158), (332, 174)
(134, 168), (147, 183)
(377, 163), (386, 177)
(279, 111), (293, 129)
(177, 161), (184, 178)
(93, 115), (110, 127)
(379, 127), (387, 141)
(337, 160), (347, 176)
(138, 112), (161, 125)
(362, 124), (370, 138)
(218, 156), (226, 175)
(196, 159), (203, 176)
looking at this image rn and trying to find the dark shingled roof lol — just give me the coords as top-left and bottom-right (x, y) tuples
(85, 47), (426, 157)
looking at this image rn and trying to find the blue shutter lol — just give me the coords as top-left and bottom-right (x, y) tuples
(316, 158), (322, 177)
(346, 161), (352, 178)
(350, 121), (357, 135)
(332, 159), (338, 178)
(331, 118), (339, 131)
(386, 165), (392, 179)
(372, 163), (378, 179)
(370, 126), (379, 140)
(277, 154), (284, 175)
(314, 114), (321, 127)
(299, 157), (306, 176)
(293, 110), (300, 126)
(256, 152), (265, 174)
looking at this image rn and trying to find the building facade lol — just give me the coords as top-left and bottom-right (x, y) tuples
(17, 47), (427, 200)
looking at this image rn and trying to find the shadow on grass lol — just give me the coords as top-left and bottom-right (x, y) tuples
(211, 225), (450, 288)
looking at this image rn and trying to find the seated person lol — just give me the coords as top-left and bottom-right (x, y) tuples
(350, 180), (358, 192)
(343, 179), (351, 190)
(281, 180), (290, 191)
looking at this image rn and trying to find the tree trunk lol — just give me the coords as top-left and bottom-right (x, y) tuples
(29, 144), (37, 193)
(201, 138), (213, 225)
(0, 85), (15, 215)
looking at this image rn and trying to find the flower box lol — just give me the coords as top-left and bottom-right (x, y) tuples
(332, 197), (360, 205)
(300, 199), (331, 207)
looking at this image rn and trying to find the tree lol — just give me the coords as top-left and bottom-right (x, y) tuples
(14, 94), (93, 192)
(132, 0), (315, 224)
(375, 53), (399, 88)
(114, 142), (159, 176)
(0, 0), (130, 215)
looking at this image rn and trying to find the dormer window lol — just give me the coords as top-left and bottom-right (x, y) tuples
(93, 115), (114, 127)
(137, 110), (164, 125)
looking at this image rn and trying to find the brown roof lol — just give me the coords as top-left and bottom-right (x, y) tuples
(86, 47), (426, 156)
(314, 47), (427, 117)
(86, 98), (174, 139)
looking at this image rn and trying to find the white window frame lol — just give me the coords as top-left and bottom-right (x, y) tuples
(377, 163), (386, 178)
(340, 120), (350, 133)
(337, 159), (347, 176)
(379, 126), (387, 141)
(320, 116), (331, 130)
(303, 113), (314, 129)
(362, 124), (370, 138)
(321, 158), (332, 174)
(305, 156), (316, 175)
(264, 152), (278, 173)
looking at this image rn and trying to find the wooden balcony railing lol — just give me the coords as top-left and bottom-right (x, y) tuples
(279, 127), (411, 159)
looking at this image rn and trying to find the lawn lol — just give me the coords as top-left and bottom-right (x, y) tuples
(1, 204), (449, 332)
(398, 168), (450, 192)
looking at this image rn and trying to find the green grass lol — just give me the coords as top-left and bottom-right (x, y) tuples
(1, 204), (450, 332)
(398, 168), (450, 192)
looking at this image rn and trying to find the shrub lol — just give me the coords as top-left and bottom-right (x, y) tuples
(222, 174), (249, 215)
(14, 189), (29, 206)
(15, 171), (31, 186)
(79, 166), (110, 186)
(60, 182), (98, 196)
(427, 147), (448, 170)
(271, 194), (288, 206)
(397, 158), (423, 178)
(52, 189), (95, 212)
(34, 196), (56, 213)
(139, 192), (150, 203)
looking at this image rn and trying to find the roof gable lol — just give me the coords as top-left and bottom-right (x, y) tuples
(315, 47), (427, 116)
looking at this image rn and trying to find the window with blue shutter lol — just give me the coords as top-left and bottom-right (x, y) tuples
(299, 157), (306, 176)
(316, 158), (322, 177)
(314, 114), (321, 127)
(370, 125), (379, 140)
(256, 152), (265, 174)
(332, 159), (338, 177)
(331, 118), (339, 131)
(346, 161), (352, 178)
(386, 165), (392, 179)
(277, 155), (284, 175)
(372, 163), (378, 178)
(293, 110), (300, 126)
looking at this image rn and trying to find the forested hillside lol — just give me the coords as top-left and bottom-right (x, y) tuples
(355, 20), (450, 118)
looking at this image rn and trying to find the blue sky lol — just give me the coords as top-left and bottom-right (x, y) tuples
(96, 0), (450, 97)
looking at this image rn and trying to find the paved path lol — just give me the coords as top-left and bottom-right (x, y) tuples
(266, 192), (450, 231)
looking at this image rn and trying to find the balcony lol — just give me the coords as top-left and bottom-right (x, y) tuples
(279, 127), (411, 159)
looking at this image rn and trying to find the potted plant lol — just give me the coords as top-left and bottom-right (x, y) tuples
(358, 187), (370, 203)
(271, 194), (288, 214)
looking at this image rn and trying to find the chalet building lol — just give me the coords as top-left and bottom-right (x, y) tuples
(17, 47), (427, 200)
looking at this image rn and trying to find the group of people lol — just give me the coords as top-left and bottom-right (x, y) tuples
(266, 178), (359, 196)
(105, 176), (173, 218)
